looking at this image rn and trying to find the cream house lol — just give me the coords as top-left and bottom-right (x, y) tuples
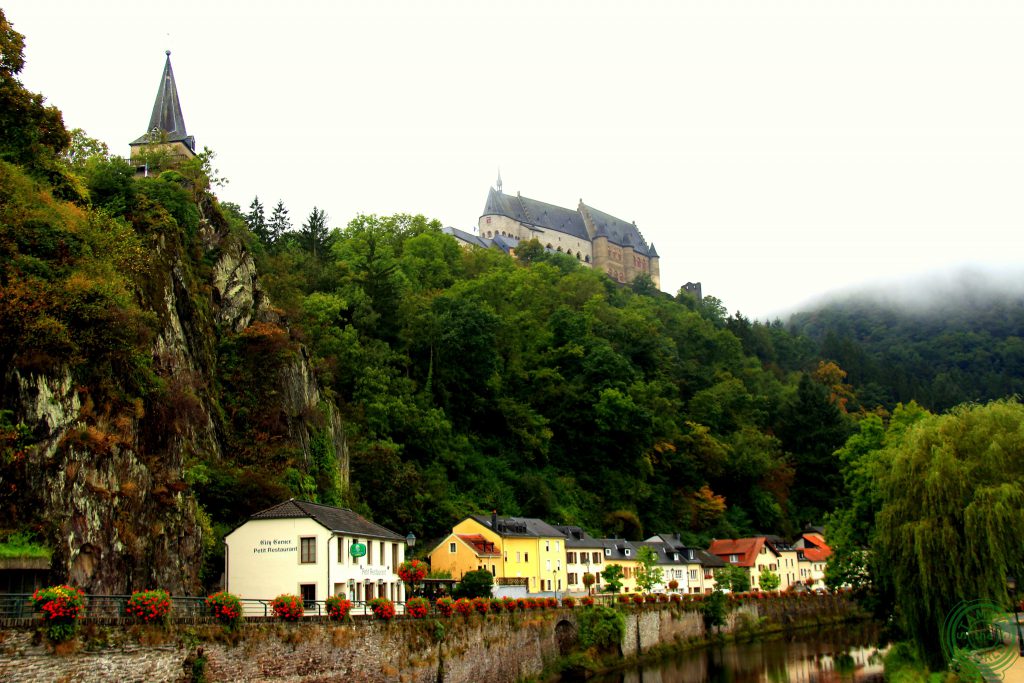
(708, 536), (802, 591)
(225, 499), (408, 607)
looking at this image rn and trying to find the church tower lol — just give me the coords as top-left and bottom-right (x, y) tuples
(129, 51), (196, 172)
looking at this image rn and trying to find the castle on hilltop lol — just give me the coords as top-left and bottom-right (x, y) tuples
(448, 175), (662, 289)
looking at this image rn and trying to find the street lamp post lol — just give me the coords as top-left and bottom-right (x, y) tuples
(1009, 576), (1024, 657)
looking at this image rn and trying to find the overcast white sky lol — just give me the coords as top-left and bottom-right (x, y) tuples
(6, 0), (1023, 318)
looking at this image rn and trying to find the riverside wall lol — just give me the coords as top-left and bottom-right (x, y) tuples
(0, 594), (860, 682)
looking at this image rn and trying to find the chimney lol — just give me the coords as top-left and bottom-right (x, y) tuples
(491, 510), (498, 530)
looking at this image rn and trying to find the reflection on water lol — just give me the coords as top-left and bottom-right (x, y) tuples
(586, 622), (886, 683)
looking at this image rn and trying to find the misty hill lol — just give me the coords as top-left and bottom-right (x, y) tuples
(788, 280), (1024, 411)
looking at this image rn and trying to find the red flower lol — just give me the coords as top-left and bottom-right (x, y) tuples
(435, 597), (455, 617)
(406, 597), (429, 619)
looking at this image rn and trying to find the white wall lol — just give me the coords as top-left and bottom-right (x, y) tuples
(225, 519), (406, 609)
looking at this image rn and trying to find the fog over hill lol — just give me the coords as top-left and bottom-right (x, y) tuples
(782, 264), (1024, 320)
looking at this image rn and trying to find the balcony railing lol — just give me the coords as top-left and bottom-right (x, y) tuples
(495, 577), (529, 586)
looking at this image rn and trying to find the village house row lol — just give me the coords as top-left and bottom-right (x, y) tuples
(224, 501), (832, 603)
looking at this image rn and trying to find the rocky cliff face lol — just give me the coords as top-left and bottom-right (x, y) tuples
(2, 194), (347, 595)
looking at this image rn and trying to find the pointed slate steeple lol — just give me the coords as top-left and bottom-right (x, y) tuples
(130, 51), (195, 154)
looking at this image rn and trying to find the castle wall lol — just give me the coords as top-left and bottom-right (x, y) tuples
(479, 215), (594, 265)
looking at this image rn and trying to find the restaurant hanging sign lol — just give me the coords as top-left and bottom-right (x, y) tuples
(350, 542), (367, 558)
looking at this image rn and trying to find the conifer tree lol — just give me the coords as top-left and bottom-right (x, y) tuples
(300, 206), (330, 258)
(267, 199), (291, 245)
(245, 196), (269, 245)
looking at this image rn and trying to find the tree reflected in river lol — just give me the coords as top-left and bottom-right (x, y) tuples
(584, 622), (886, 683)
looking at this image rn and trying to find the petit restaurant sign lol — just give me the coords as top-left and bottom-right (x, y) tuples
(253, 539), (296, 555)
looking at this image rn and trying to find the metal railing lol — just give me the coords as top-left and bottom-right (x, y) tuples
(0, 594), (416, 621)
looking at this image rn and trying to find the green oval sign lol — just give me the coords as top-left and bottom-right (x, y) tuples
(350, 542), (366, 558)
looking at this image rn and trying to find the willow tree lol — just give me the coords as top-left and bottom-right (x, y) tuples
(875, 399), (1024, 666)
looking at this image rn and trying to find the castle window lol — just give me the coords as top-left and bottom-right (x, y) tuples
(546, 244), (552, 249)
(576, 251), (581, 260)
(585, 255), (590, 263)
(557, 246), (562, 252)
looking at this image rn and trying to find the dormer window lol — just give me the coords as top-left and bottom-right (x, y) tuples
(624, 549), (631, 557)
(729, 554), (739, 563)
(673, 553), (679, 561)
(604, 548), (611, 557)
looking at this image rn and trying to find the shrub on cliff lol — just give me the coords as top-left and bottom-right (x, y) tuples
(578, 605), (625, 652)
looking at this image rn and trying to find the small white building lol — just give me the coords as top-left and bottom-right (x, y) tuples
(225, 499), (408, 605)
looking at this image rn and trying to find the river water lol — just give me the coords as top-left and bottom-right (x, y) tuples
(584, 622), (886, 683)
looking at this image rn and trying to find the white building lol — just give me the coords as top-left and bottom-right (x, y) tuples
(225, 499), (408, 606)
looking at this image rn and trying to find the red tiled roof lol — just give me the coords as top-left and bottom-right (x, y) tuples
(457, 534), (501, 557)
(707, 537), (768, 567)
(800, 533), (832, 562)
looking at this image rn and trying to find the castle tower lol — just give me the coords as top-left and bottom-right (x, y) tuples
(129, 51), (196, 171)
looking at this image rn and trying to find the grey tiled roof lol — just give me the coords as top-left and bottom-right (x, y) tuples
(249, 499), (404, 540)
(695, 549), (726, 568)
(482, 188), (589, 241)
(471, 515), (566, 538)
(131, 52), (195, 150)
(645, 534), (725, 567)
(554, 525), (605, 548)
(442, 226), (519, 255)
(594, 538), (639, 561)
(581, 202), (652, 256)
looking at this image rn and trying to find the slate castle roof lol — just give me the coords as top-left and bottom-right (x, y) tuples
(245, 499), (404, 540)
(481, 188), (656, 257)
(131, 51), (195, 151)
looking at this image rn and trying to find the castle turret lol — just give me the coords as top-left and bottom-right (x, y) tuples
(129, 51), (196, 171)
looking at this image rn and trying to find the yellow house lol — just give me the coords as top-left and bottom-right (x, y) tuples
(428, 514), (568, 594)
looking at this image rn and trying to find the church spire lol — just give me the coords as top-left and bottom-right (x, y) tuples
(496, 168), (503, 194)
(132, 51), (195, 152)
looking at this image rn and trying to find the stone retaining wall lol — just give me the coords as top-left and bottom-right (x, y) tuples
(0, 595), (860, 682)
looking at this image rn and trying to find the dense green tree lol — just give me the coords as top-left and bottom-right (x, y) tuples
(453, 569), (493, 598)
(600, 564), (625, 593)
(775, 374), (852, 527)
(714, 565), (750, 592)
(0, 10), (73, 196)
(635, 545), (664, 593)
(875, 400), (1024, 666)
(758, 568), (780, 592)
(62, 128), (109, 170)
